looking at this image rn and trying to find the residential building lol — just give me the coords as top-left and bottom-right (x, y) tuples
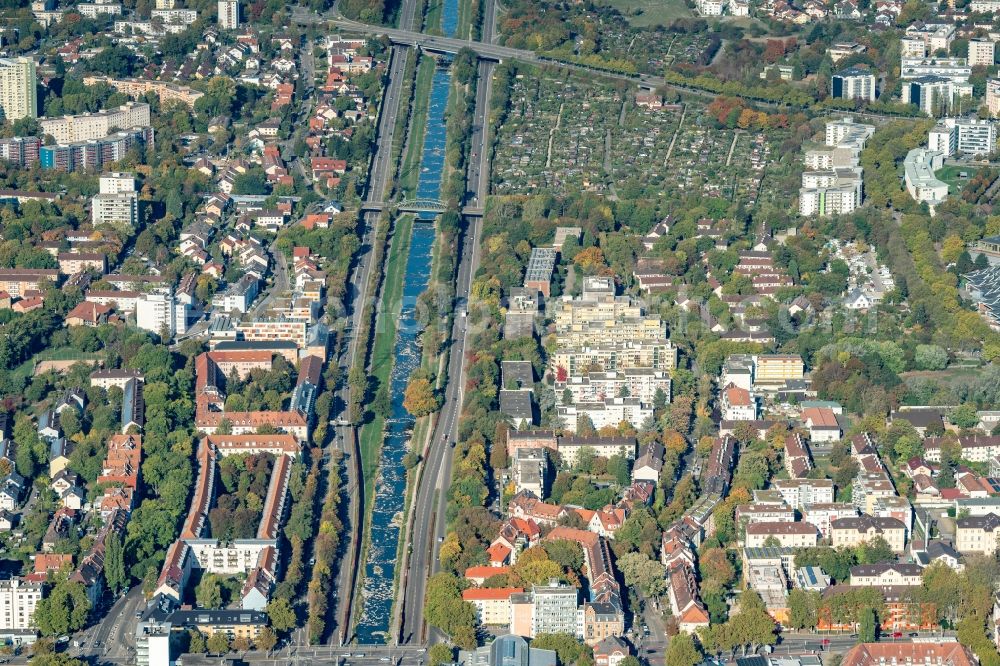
(801, 407), (842, 442)
(830, 515), (907, 552)
(903, 24), (956, 55)
(530, 582), (579, 637)
(0, 577), (42, 630)
(902, 76), (967, 117)
(735, 503), (795, 530)
(773, 478), (835, 510)
(557, 398), (653, 433)
(92, 191), (138, 229)
(81, 77), (204, 108)
(462, 588), (522, 626)
(754, 354), (804, 387)
(593, 637), (629, 666)
(90, 369), (143, 390)
(667, 563), (710, 633)
(832, 68), (876, 101)
(632, 443), (665, 483)
(841, 643), (975, 666)
(970, 39), (996, 67)
(0, 58), (36, 120)
(803, 502), (857, 538)
(849, 563), (923, 587)
(745, 521), (819, 548)
(218, 0), (240, 28)
(555, 369), (671, 405)
(555, 436), (635, 467)
(903, 148), (948, 208)
(928, 118), (997, 157)
(212, 275), (259, 314)
(955, 513), (1000, 554)
(40, 127), (154, 172)
(988, 79), (1000, 117)
(513, 448), (548, 499)
(40, 102), (150, 143)
(720, 383), (757, 421)
(136, 289), (177, 338)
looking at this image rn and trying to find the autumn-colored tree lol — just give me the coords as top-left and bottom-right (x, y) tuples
(941, 234), (966, 264)
(403, 378), (439, 417)
(573, 246), (605, 272)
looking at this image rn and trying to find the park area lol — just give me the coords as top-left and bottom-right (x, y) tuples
(596, 0), (692, 27)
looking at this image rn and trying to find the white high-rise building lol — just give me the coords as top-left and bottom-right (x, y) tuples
(93, 171), (138, 229)
(92, 192), (138, 229)
(928, 118), (997, 157)
(0, 578), (42, 630)
(99, 172), (137, 194)
(218, 0), (239, 28)
(802, 118), (874, 217)
(0, 58), (36, 121)
(988, 79), (1000, 117)
(136, 289), (177, 339)
(970, 40), (996, 67)
(831, 68), (876, 101)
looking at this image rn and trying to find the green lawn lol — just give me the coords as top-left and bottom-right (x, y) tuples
(936, 165), (975, 194)
(398, 56), (435, 197)
(597, 0), (691, 27)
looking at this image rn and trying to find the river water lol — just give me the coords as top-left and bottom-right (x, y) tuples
(353, 33), (457, 645)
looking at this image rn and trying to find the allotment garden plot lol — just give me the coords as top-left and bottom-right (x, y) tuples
(492, 73), (792, 210)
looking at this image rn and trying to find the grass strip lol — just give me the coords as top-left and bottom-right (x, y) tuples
(398, 55), (435, 197)
(358, 213), (416, 487)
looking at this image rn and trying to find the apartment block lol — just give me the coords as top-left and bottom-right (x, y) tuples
(550, 341), (677, 376)
(955, 513), (1000, 554)
(969, 39), (996, 67)
(0, 136), (40, 166)
(555, 369), (671, 405)
(0, 268), (58, 296)
(831, 67), (875, 101)
(40, 102), (150, 144)
(557, 398), (653, 433)
(530, 583), (579, 636)
(83, 76), (204, 108)
(0, 58), (36, 120)
(40, 126), (154, 172)
(988, 79), (1000, 117)
(0, 577), (42, 630)
(744, 521), (819, 548)
(136, 289), (177, 338)
(92, 192), (138, 229)
(830, 515), (906, 552)
(848, 562), (923, 587)
(555, 436), (635, 466)
(236, 318), (308, 348)
(803, 502), (857, 538)
(753, 354), (805, 387)
(462, 588), (522, 626)
(218, 0), (240, 28)
(929, 117), (997, 157)
(773, 478), (835, 510)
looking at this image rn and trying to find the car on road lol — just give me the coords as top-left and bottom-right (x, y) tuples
(909, 633), (919, 637)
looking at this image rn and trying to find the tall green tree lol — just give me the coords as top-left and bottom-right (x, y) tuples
(665, 632), (702, 666)
(104, 532), (127, 595)
(858, 607), (877, 642)
(33, 581), (90, 636)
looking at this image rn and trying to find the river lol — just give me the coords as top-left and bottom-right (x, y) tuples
(353, 27), (457, 644)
